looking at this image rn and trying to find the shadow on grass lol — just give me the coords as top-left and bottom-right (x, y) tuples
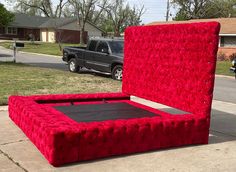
(12, 62), (112, 79)
(0, 61), (112, 80)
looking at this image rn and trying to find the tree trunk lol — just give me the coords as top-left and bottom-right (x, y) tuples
(114, 27), (120, 37)
(80, 26), (85, 45)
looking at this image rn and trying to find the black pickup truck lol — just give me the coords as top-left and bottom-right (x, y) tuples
(62, 38), (124, 80)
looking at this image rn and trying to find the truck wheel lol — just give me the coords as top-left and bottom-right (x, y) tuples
(112, 65), (123, 81)
(68, 58), (80, 73)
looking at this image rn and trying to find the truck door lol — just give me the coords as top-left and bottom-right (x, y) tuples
(84, 40), (98, 69)
(92, 41), (111, 72)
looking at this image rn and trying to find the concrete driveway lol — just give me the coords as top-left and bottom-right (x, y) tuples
(0, 98), (236, 172)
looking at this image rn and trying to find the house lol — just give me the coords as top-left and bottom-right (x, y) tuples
(148, 18), (236, 57)
(0, 13), (104, 44)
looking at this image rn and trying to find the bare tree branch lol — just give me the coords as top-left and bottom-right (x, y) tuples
(16, 0), (68, 17)
(20, 0), (50, 16)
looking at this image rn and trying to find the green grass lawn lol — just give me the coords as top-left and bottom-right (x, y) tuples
(216, 61), (234, 76)
(0, 56), (233, 105)
(0, 62), (121, 105)
(0, 41), (79, 56)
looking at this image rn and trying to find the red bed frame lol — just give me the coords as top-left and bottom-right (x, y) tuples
(8, 22), (220, 166)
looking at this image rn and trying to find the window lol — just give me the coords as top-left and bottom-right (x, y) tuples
(223, 36), (236, 47)
(5, 27), (17, 35)
(220, 37), (224, 47)
(88, 40), (97, 51)
(97, 41), (109, 53)
(109, 41), (124, 53)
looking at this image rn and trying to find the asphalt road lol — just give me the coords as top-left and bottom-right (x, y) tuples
(0, 46), (67, 70)
(214, 77), (236, 104)
(0, 46), (235, 104)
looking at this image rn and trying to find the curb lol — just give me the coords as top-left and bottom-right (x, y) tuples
(213, 100), (236, 106)
(215, 74), (235, 79)
(0, 106), (8, 111)
(19, 51), (61, 58)
(212, 100), (236, 115)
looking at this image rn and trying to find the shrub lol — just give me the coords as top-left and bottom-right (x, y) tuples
(229, 53), (236, 61)
(217, 52), (227, 61)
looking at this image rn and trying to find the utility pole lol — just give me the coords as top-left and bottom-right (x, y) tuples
(166, 0), (170, 21)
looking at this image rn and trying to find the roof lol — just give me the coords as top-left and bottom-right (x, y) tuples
(39, 18), (75, 28)
(148, 18), (236, 35)
(9, 13), (104, 33)
(9, 13), (48, 28)
(86, 21), (105, 33)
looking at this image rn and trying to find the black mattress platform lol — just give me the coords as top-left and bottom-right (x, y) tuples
(55, 102), (159, 122)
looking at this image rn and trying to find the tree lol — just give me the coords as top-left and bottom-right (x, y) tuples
(8, 0), (144, 42)
(90, 0), (109, 24)
(11, 0), (42, 16)
(212, 0), (236, 17)
(68, 0), (108, 44)
(122, 5), (145, 32)
(102, 0), (145, 37)
(172, 0), (236, 20)
(8, 0), (69, 17)
(0, 3), (14, 27)
(68, 0), (97, 44)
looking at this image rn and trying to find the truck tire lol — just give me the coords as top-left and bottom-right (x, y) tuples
(112, 65), (123, 81)
(68, 58), (80, 73)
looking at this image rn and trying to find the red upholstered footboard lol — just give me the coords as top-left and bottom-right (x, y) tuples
(8, 22), (220, 166)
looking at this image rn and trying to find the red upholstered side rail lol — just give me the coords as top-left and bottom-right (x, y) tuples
(123, 22), (220, 117)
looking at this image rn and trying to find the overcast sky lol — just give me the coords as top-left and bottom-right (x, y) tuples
(126, 0), (169, 23)
(0, 0), (172, 24)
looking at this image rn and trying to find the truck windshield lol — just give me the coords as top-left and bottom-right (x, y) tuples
(109, 41), (124, 54)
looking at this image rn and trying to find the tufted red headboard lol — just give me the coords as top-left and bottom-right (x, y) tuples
(123, 22), (220, 116)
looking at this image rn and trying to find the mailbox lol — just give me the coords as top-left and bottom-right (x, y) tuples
(12, 42), (24, 63)
(15, 42), (24, 48)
